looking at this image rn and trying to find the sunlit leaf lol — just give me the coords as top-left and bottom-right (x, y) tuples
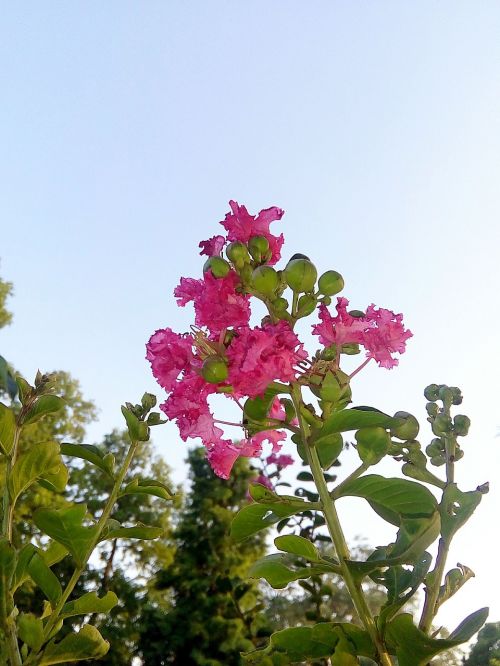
(61, 591), (118, 619)
(39, 625), (110, 664)
(0, 402), (16, 455)
(9, 441), (62, 505)
(33, 505), (97, 567)
(23, 394), (65, 424)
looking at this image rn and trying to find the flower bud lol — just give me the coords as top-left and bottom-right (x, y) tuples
(318, 270), (344, 296)
(348, 309), (365, 318)
(341, 343), (360, 355)
(320, 295), (332, 305)
(320, 345), (337, 361)
(309, 369), (351, 405)
(272, 297), (289, 313)
(248, 236), (270, 263)
(426, 402), (438, 417)
(284, 258), (317, 293)
(424, 384), (440, 402)
(226, 241), (251, 267)
(390, 411), (420, 440)
(430, 454), (446, 467)
(426, 438), (444, 457)
(450, 387), (463, 405)
(251, 265), (279, 297)
(297, 294), (317, 317)
(355, 426), (391, 465)
(203, 256), (230, 278)
(431, 414), (452, 436)
(453, 415), (471, 437)
(201, 356), (228, 384)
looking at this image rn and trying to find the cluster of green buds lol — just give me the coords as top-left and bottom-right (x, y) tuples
(121, 392), (167, 441)
(424, 384), (469, 467)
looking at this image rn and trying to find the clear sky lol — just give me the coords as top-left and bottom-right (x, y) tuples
(1, 1), (499, 634)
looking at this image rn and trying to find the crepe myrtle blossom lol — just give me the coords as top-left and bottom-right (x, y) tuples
(312, 297), (412, 369)
(198, 234), (225, 257)
(266, 453), (294, 468)
(220, 200), (285, 265)
(174, 270), (251, 335)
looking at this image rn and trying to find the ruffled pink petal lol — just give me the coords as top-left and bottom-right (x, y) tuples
(251, 429), (287, 453)
(206, 438), (262, 479)
(199, 235), (226, 257)
(266, 453), (294, 468)
(312, 299), (367, 347)
(146, 328), (194, 392)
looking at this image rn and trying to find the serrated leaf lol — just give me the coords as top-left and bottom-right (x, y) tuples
(9, 441), (62, 504)
(39, 625), (110, 664)
(28, 552), (62, 604)
(385, 609), (488, 665)
(0, 402), (16, 455)
(61, 591), (118, 619)
(122, 477), (174, 502)
(61, 442), (115, 478)
(33, 505), (97, 567)
(23, 395), (65, 424)
(18, 613), (44, 651)
(100, 524), (163, 541)
(275, 535), (321, 562)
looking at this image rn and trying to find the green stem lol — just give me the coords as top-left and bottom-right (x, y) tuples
(330, 463), (369, 500)
(419, 538), (449, 633)
(26, 437), (140, 662)
(290, 385), (393, 666)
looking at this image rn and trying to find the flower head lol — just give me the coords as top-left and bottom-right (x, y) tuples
(220, 200), (285, 265)
(146, 328), (193, 392)
(363, 305), (413, 369)
(312, 298), (366, 347)
(206, 438), (262, 479)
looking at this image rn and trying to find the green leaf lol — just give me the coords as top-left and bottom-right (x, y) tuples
(60, 443), (115, 478)
(338, 474), (437, 520)
(0, 538), (16, 623)
(231, 500), (305, 542)
(320, 407), (398, 437)
(12, 544), (37, 592)
(385, 609), (488, 665)
(28, 552), (62, 605)
(248, 553), (333, 589)
(33, 505), (97, 567)
(274, 535), (321, 562)
(18, 613), (44, 651)
(23, 395), (65, 424)
(315, 433), (344, 469)
(439, 484), (483, 540)
(377, 552), (432, 626)
(437, 563), (475, 609)
(121, 406), (149, 441)
(61, 591), (118, 619)
(15, 376), (32, 405)
(244, 623), (376, 663)
(0, 402), (16, 455)
(244, 388), (280, 422)
(355, 426), (391, 466)
(39, 625), (110, 664)
(122, 477), (174, 502)
(101, 523), (163, 541)
(9, 441), (62, 505)
(38, 462), (69, 493)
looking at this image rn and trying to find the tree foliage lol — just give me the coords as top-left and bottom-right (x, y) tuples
(463, 622), (500, 665)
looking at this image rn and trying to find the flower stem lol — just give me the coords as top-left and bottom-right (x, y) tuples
(291, 384), (393, 666)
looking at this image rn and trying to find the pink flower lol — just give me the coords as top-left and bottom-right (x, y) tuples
(220, 200), (285, 265)
(206, 438), (262, 479)
(269, 397), (286, 420)
(146, 328), (194, 392)
(251, 429), (287, 453)
(363, 305), (413, 369)
(227, 321), (308, 398)
(199, 235), (226, 257)
(174, 271), (251, 334)
(160, 374), (222, 444)
(266, 453), (294, 468)
(312, 298), (367, 347)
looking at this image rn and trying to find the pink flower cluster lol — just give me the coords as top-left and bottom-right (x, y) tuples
(312, 297), (412, 369)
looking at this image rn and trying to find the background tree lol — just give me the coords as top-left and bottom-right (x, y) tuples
(463, 622), (500, 666)
(137, 447), (270, 666)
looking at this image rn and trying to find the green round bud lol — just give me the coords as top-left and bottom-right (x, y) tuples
(430, 454), (446, 467)
(320, 345), (337, 361)
(248, 236), (270, 263)
(426, 438), (444, 457)
(297, 294), (317, 317)
(201, 356), (228, 384)
(349, 309), (365, 318)
(318, 270), (344, 296)
(341, 343), (360, 355)
(226, 241), (250, 265)
(390, 411), (420, 440)
(449, 387), (463, 405)
(203, 256), (230, 278)
(355, 426), (391, 459)
(320, 295), (332, 305)
(272, 297), (289, 312)
(438, 385), (454, 404)
(251, 265), (279, 296)
(431, 414), (452, 436)
(424, 384), (440, 402)
(309, 369), (351, 404)
(453, 415), (471, 437)
(426, 402), (439, 417)
(284, 258), (317, 293)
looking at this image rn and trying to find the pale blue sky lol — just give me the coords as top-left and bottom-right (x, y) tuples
(1, 1), (499, 631)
